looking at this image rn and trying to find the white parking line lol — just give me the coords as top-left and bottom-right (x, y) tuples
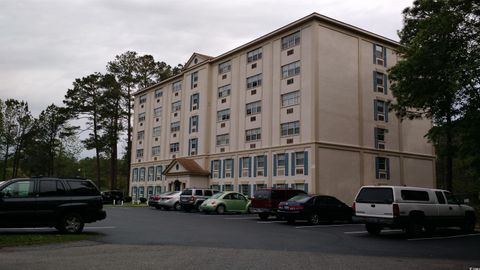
(224, 217), (258, 220)
(407, 233), (480, 241)
(257, 221), (285, 224)
(84, 226), (116, 230)
(295, 224), (363, 229)
(344, 229), (403, 234)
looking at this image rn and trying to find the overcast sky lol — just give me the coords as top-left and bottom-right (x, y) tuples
(0, 0), (413, 116)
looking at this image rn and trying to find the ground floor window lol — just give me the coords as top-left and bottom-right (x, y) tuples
(238, 184), (251, 198)
(224, 184), (233, 191)
(210, 184), (220, 191)
(139, 187), (145, 198)
(155, 186), (161, 195)
(273, 183), (288, 188)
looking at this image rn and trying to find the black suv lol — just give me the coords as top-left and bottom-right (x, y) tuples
(0, 177), (106, 233)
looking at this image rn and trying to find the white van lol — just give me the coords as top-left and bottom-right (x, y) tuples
(353, 185), (476, 237)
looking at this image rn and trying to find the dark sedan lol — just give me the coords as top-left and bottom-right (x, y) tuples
(277, 194), (353, 225)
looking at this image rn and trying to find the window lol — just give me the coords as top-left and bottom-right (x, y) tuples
(170, 143), (179, 153)
(153, 107), (162, 117)
(444, 192), (459, 204)
(139, 167), (146, 181)
(172, 101), (181, 112)
(239, 184), (251, 197)
(148, 167), (154, 181)
(281, 91), (300, 107)
(374, 72), (387, 94)
(170, 121), (180, 132)
(245, 128), (261, 142)
(282, 31), (300, 50)
(246, 74), (262, 89)
(295, 152), (304, 166)
(241, 157), (250, 177)
(172, 81), (182, 92)
(375, 128), (387, 149)
(401, 190), (429, 201)
(132, 168), (138, 181)
(375, 157), (390, 180)
(154, 89), (163, 98)
(0, 180), (35, 198)
(224, 159), (233, 178)
(212, 160), (221, 178)
(246, 101), (261, 115)
(67, 180), (98, 196)
(281, 61), (301, 79)
(247, 48), (263, 63)
(374, 44), (386, 66)
(152, 126), (161, 137)
(139, 95), (147, 104)
(216, 134), (229, 146)
(217, 109), (230, 122)
(218, 61), (231, 74)
(189, 115), (199, 133)
(155, 166), (163, 181)
(277, 154), (286, 168)
(136, 149), (144, 158)
(138, 112), (146, 122)
(190, 93), (199, 111)
(191, 71), (198, 88)
(152, 146), (160, 156)
(224, 184), (233, 191)
(435, 191), (446, 204)
(218, 84), (231, 98)
(189, 138), (198, 155)
(281, 121), (300, 136)
(255, 155), (266, 177)
(137, 131), (145, 140)
(374, 100), (389, 122)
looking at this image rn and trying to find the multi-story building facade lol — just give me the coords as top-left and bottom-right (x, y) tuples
(130, 13), (435, 204)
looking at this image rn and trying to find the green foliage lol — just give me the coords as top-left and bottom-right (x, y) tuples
(389, 0), (480, 191)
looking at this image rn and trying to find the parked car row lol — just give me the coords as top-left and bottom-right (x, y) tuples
(147, 187), (353, 225)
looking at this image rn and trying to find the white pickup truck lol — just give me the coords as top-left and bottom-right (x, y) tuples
(353, 185), (476, 237)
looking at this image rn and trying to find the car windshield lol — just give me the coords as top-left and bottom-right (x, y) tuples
(288, 194), (311, 202)
(210, 192), (224, 199)
(254, 189), (271, 199)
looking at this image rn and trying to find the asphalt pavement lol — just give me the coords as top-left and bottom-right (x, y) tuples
(0, 207), (479, 270)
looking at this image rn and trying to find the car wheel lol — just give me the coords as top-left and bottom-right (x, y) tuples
(259, 213), (269, 221)
(461, 214), (476, 233)
(309, 213), (320, 225)
(216, 205), (226, 214)
(174, 202), (182, 211)
(155, 205), (161, 210)
(247, 206), (252, 214)
(365, 223), (382, 235)
(58, 213), (84, 234)
(406, 219), (423, 238)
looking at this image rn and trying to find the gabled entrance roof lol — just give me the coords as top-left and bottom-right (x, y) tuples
(163, 158), (210, 177)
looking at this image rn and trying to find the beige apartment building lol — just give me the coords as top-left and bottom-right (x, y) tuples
(129, 13), (435, 204)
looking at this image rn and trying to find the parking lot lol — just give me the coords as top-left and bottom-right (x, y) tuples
(1, 207), (480, 270)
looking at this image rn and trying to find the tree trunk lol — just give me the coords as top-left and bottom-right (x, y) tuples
(93, 106), (101, 189)
(445, 114), (454, 192)
(126, 86), (132, 194)
(2, 143), (10, 180)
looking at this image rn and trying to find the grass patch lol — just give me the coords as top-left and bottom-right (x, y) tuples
(0, 232), (99, 248)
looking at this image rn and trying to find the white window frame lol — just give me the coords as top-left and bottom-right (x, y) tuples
(281, 31), (300, 50)
(281, 61), (301, 79)
(216, 134), (230, 146)
(218, 61), (231, 74)
(247, 48), (263, 63)
(170, 143), (179, 153)
(172, 81), (182, 92)
(170, 121), (180, 132)
(218, 84), (231, 98)
(152, 126), (161, 137)
(217, 109), (230, 122)
(245, 128), (261, 142)
(246, 74), (262, 89)
(153, 107), (162, 117)
(280, 121), (300, 136)
(152, 146), (160, 156)
(246, 101), (261, 116)
(281, 91), (300, 107)
(171, 101), (181, 112)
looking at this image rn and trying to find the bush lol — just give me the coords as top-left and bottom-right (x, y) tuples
(124, 196), (132, 203)
(139, 197), (147, 203)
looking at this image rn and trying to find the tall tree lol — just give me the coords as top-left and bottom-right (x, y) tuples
(34, 104), (76, 176)
(0, 99), (32, 180)
(388, 0), (480, 191)
(98, 74), (124, 189)
(64, 73), (105, 187)
(107, 51), (138, 192)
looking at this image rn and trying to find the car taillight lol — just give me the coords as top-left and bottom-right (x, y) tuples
(191, 196), (196, 201)
(393, 203), (399, 217)
(289, 205), (304, 210)
(352, 202), (356, 213)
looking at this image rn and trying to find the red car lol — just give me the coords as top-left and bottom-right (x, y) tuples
(251, 188), (306, 220)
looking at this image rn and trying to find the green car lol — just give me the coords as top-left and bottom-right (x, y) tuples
(199, 192), (252, 214)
